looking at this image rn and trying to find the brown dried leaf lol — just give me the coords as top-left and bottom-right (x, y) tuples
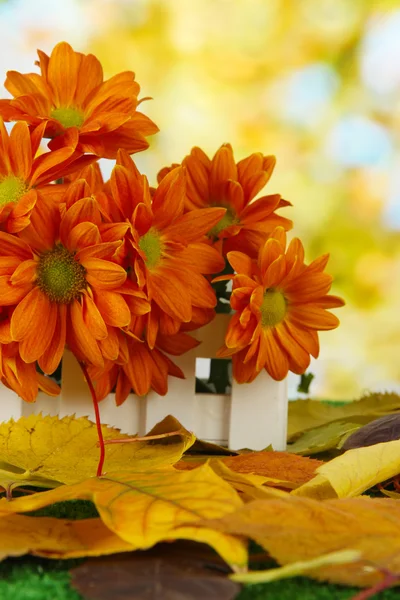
(71, 543), (240, 600)
(342, 414), (400, 450)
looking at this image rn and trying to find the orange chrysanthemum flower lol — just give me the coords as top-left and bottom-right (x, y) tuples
(0, 342), (60, 403)
(107, 150), (225, 331)
(157, 144), (293, 258)
(90, 328), (199, 404)
(0, 118), (92, 233)
(216, 227), (344, 382)
(0, 42), (159, 158)
(0, 194), (149, 375)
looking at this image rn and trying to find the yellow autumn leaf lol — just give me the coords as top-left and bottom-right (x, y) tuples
(0, 514), (134, 561)
(0, 414), (195, 491)
(293, 439), (400, 499)
(0, 464), (247, 571)
(201, 496), (400, 587)
(231, 550), (361, 584)
(288, 393), (400, 438)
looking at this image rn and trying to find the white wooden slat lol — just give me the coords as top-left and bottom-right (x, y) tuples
(0, 383), (24, 421)
(229, 371), (288, 451)
(143, 351), (197, 434)
(22, 393), (60, 417)
(193, 393), (230, 444)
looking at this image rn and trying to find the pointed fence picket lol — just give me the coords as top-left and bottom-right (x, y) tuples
(0, 315), (288, 450)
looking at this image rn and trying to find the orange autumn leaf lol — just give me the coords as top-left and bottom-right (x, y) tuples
(0, 513), (134, 561)
(201, 496), (400, 587)
(175, 451), (323, 489)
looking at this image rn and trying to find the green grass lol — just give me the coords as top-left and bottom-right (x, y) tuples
(1, 555), (399, 600)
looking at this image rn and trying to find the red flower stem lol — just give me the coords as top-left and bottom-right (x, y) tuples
(349, 572), (399, 600)
(78, 360), (105, 477)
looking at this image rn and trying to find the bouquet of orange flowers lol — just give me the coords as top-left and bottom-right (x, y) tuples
(0, 42), (343, 472)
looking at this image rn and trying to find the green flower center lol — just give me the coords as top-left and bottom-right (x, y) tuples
(50, 106), (85, 129)
(208, 205), (239, 237)
(139, 229), (163, 270)
(260, 289), (287, 328)
(0, 176), (27, 207)
(37, 245), (87, 304)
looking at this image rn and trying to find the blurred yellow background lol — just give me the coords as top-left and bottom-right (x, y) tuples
(1, 0), (400, 399)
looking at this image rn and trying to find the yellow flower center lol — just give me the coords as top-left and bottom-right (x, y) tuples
(37, 245), (87, 304)
(139, 229), (163, 270)
(0, 176), (27, 207)
(260, 289), (287, 328)
(209, 205), (239, 237)
(51, 106), (85, 129)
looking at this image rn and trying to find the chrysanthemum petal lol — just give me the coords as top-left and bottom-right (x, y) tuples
(123, 342), (152, 396)
(210, 144), (237, 198)
(82, 294), (108, 339)
(152, 168), (186, 229)
(68, 299), (104, 367)
(288, 305), (340, 330)
(156, 331), (199, 355)
(67, 222), (101, 251)
(10, 287), (47, 341)
(225, 312), (254, 348)
(263, 254), (286, 288)
(48, 41), (81, 107)
(10, 259), (37, 285)
(177, 242), (225, 274)
(38, 304), (67, 374)
(75, 53), (103, 107)
(38, 373), (60, 396)
(0, 276), (32, 305)
(0, 231), (32, 260)
(83, 258), (127, 289)
(227, 251), (253, 276)
(183, 147), (211, 208)
(60, 197), (102, 246)
(232, 349), (259, 383)
(285, 272), (333, 303)
(9, 121), (32, 179)
(92, 289), (131, 327)
(19, 297), (58, 363)
(240, 194), (281, 224)
(99, 326), (119, 361)
(147, 270), (192, 322)
(274, 322), (310, 373)
(231, 286), (254, 312)
(263, 328), (289, 380)
(115, 371), (132, 406)
(75, 241), (122, 262)
(163, 207), (226, 243)
(313, 294), (345, 309)
(284, 319), (320, 359)
(238, 153), (275, 201)
(259, 237), (283, 277)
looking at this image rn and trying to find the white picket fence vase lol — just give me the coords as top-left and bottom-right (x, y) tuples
(0, 314), (288, 450)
